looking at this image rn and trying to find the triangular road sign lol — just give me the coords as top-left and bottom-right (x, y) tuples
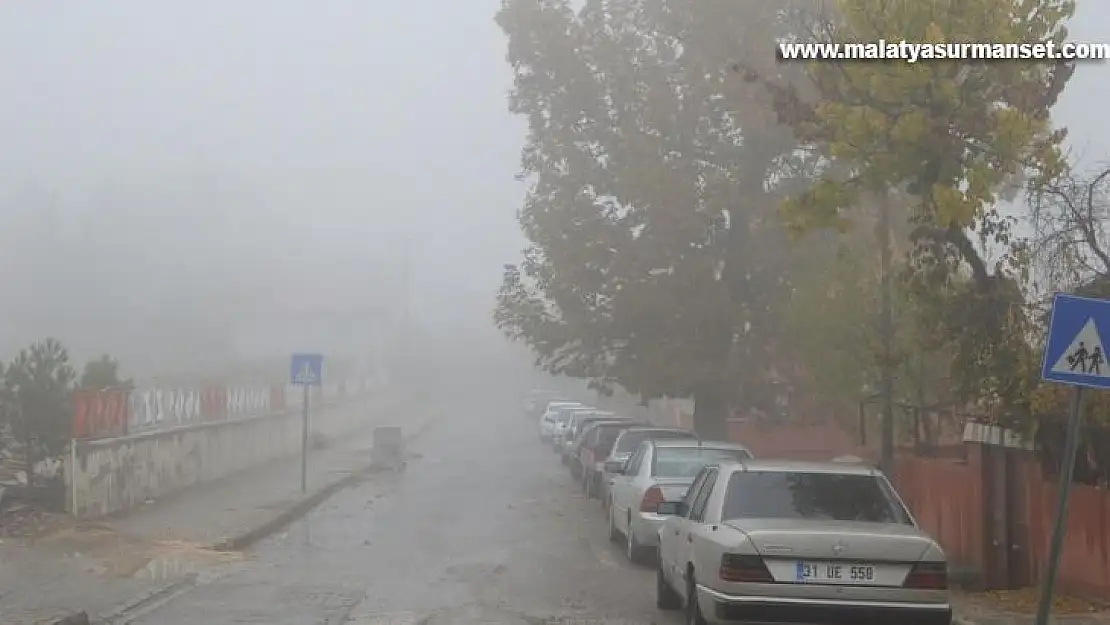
(1050, 318), (1110, 377)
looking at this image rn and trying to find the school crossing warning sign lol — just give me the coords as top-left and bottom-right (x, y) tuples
(1049, 318), (1108, 377)
(1042, 294), (1110, 388)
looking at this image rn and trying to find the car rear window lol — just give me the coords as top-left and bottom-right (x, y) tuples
(580, 419), (611, 436)
(593, 426), (625, 456)
(558, 409), (585, 423)
(651, 447), (752, 479)
(615, 430), (694, 454)
(720, 471), (912, 525)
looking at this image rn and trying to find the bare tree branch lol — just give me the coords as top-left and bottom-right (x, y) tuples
(1028, 164), (1110, 290)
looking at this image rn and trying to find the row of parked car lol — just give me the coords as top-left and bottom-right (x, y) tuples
(524, 390), (954, 625)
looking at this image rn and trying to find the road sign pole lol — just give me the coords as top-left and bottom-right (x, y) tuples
(1035, 385), (1085, 625)
(290, 353), (323, 494)
(301, 383), (309, 493)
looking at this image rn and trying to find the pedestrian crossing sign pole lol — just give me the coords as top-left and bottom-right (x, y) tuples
(1036, 294), (1110, 625)
(291, 353), (324, 493)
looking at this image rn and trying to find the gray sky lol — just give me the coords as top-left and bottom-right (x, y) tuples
(1055, 3), (1110, 160)
(0, 1), (525, 370)
(0, 1), (1105, 372)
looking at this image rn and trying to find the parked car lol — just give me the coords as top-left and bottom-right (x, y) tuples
(578, 421), (646, 500)
(526, 390), (566, 419)
(560, 412), (623, 464)
(538, 400), (582, 441)
(551, 406), (602, 451)
(600, 427), (697, 506)
(553, 408), (597, 453)
(549, 405), (597, 449)
(568, 419), (628, 478)
(655, 459), (950, 625)
(607, 439), (752, 564)
(573, 420), (643, 489)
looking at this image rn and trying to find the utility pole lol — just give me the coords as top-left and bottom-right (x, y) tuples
(878, 191), (896, 474)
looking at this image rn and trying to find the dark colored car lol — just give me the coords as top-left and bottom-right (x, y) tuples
(579, 421), (644, 499)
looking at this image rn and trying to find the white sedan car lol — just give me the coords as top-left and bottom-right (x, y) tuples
(656, 459), (951, 625)
(538, 401), (582, 441)
(607, 439), (751, 564)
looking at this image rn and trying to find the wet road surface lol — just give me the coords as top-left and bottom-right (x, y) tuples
(129, 392), (683, 624)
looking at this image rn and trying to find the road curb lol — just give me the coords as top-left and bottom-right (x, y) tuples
(76, 402), (444, 625)
(211, 406), (442, 552)
(211, 463), (367, 552)
(92, 573), (198, 625)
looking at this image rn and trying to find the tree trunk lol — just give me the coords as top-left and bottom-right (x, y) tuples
(878, 191), (896, 474)
(693, 387), (730, 441)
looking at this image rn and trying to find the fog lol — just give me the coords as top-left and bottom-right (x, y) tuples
(0, 0), (526, 377)
(2, 2), (1109, 380)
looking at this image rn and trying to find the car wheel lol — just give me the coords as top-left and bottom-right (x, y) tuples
(656, 563), (681, 610)
(608, 506), (620, 542)
(685, 574), (707, 625)
(626, 518), (650, 564)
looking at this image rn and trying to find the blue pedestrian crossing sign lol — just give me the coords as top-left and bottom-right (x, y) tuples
(1042, 294), (1110, 389)
(290, 353), (324, 386)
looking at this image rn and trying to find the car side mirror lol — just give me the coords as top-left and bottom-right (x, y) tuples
(604, 460), (625, 474)
(657, 501), (686, 516)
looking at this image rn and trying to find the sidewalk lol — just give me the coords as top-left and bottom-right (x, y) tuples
(954, 589), (1110, 625)
(0, 392), (440, 625)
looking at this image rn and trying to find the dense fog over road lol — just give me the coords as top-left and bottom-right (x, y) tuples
(0, 1), (1107, 376)
(3, 2), (1110, 624)
(0, 0), (522, 374)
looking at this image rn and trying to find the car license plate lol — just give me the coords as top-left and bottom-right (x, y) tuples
(796, 561), (876, 584)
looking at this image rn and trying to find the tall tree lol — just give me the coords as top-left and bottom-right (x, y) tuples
(79, 354), (133, 390)
(494, 0), (809, 437)
(743, 0), (1075, 425)
(3, 339), (77, 463)
(786, 219), (955, 438)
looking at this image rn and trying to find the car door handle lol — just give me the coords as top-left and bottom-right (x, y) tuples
(686, 534), (693, 543)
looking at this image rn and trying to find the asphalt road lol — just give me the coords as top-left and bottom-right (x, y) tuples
(128, 391), (682, 625)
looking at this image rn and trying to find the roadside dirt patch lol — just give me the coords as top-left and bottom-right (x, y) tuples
(35, 523), (127, 552)
(35, 525), (243, 580)
(124, 539), (244, 580)
(962, 587), (1108, 615)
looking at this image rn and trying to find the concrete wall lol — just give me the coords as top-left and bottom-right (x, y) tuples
(67, 393), (376, 519)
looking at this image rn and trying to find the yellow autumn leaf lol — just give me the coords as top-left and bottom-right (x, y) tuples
(932, 184), (976, 226)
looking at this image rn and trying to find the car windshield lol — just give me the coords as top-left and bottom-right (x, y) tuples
(651, 447), (751, 478)
(720, 471), (912, 525)
(614, 430), (694, 454)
